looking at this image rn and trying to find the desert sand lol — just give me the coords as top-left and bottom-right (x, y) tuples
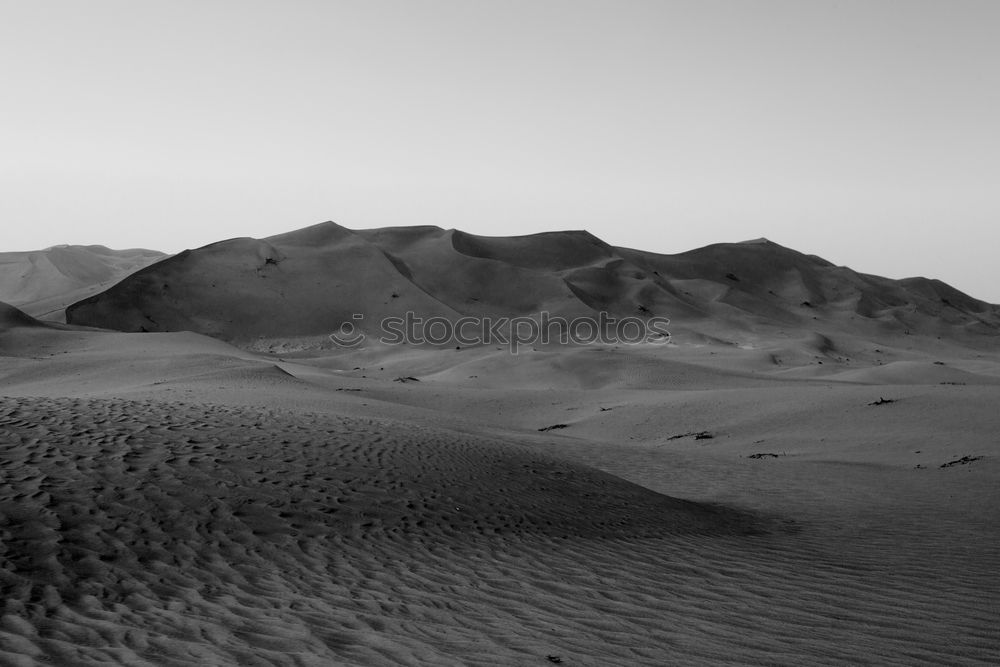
(2, 225), (999, 665)
(0, 246), (165, 323)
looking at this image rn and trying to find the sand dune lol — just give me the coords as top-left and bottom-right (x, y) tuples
(617, 238), (1000, 341)
(67, 223), (462, 347)
(65, 223), (1000, 350)
(1, 325), (998, 665)
(4, 224), (1000, 664)
(355, 227), (599, 319)
(0, 246), (165, 322)
(1, 302), (44, 331)
(826, 359), (1000, 385)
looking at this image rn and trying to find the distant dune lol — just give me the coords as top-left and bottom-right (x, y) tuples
(66, 222), (999, 350)
(0, 245), (165, 322)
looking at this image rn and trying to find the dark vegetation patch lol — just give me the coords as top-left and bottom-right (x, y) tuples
(668, 431), (714, 441)
(940, 456), (983, 468)
(868, 397), (895, 406)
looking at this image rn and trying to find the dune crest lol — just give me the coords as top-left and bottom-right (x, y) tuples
(0, 245), (165, 322)
(64, 223), (1000, 352)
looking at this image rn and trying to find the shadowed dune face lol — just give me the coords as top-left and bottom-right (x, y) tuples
(65, 223), (1000, 350)
(66, 225), (463, 344)
(618, 239), (1000, 337)
(0, 301), (44, 331)
(448, 229), (614, 271)
(0, 246), (165, 322)
(357, 226), (597, 318)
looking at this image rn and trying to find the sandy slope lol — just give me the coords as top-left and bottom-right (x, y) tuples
(0, 304), (44, 332)
(0, 397), (768, 665)
(65, 223), (1000, 351)
(1, 394), (996, 666)
(0, 246), (165, 322)
(2, 299), (1000, 665)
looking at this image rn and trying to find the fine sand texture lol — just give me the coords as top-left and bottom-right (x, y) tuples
(2, 289), (1000, 665)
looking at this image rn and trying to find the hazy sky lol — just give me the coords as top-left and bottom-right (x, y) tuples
(3, 1), (999, 301)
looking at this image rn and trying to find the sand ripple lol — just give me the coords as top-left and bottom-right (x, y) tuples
(0, 397), (996, 665)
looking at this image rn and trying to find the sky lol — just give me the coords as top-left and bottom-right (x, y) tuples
(2, 0), (999, 301)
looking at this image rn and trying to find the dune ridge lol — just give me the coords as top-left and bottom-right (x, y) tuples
(0, 246), (165, 322)
(65, 222), (1000, 348)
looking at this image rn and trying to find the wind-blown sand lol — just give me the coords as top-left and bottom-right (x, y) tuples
(3, 294), (999, 665)
(2, 390), (996, 666)
(3, 222), (1000, 665)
